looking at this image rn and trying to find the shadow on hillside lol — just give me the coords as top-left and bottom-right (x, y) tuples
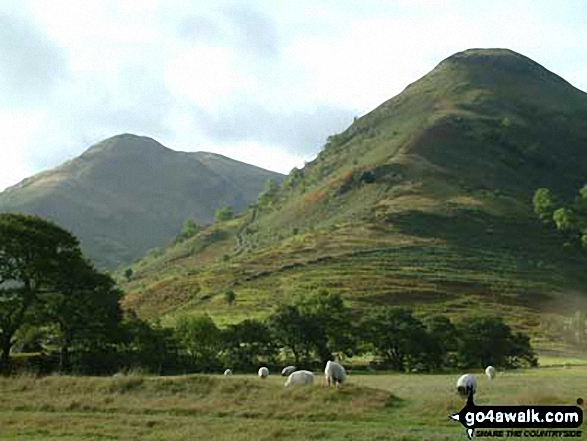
(387, 209), (587, 309)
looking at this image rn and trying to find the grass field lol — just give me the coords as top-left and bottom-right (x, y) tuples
(1, 363), (585, 441)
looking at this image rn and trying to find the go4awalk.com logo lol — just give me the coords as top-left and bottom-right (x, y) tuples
(449, 395), (583, 439)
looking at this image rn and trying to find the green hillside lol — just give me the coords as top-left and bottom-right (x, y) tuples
(0, 134), (284, 268)
(121, 49), (587, 349)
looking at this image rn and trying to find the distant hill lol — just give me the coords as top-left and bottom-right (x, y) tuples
(121, 49), (587, 349)
(0, 134), (284, 268)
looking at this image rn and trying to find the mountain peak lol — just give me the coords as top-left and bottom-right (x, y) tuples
(82, 134), (171, 158)
(442, 48), (536, 68)
(433, 48), (578, 92)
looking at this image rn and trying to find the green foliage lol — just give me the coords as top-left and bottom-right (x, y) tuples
(178, 218), (201, 242)
(0, 213), (81, 372)
(532, 188), (556, 223)
(425, 315), (458, 366)
(456, 316), (537, 368)
(174, 314), (223, 371)
(553, 208), (577, 233)
(264, 291), (356, 365)
(533, 185), (587, 250)
(117, 312), (180, 375)
(221, 319), (275, 369)
(124, 267), (133, 282)
(215, 206), (235, 223)
(296, 290), (356, 359)
(267, 304), (327, 365)
(43, 255), (122, 372)
(360, 307), (435, 371)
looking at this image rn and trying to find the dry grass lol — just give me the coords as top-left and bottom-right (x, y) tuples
(1, 366), (586, 440)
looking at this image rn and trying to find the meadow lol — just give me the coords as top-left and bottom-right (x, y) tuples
(1, 358), (585, 441)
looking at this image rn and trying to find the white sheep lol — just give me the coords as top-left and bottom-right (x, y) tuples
(224, 369), (233, 376)
(284, 370), (314, 387)
(281, 366), (297, 377)
(456, 374), (477, 398)
(324, 360), (346, 386)
(485, 365), (496, 381)
(258, 366), (269, 379)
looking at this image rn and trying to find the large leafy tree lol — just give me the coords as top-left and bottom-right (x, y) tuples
(119, 311), (179, 375)
(424, 315), (458, 368)
(0, 213), (80, 372)
(174, 314), (223, 371)
(267, 304), (327, 365)
(42, 252), (122, 372)
(297, 290), (356, 361)
(222, 319), (276, 369)
(456, 316), (537, 368)
(360, 307), (431, 371)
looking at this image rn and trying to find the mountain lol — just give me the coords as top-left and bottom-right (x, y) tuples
(0, 134), (284, 268)
(121, 49), (587, 348)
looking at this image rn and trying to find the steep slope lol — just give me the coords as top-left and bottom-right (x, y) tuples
(122, 49), (587, 347)
(0, 134), (283, 268)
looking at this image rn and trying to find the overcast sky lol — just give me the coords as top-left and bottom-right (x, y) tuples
(1, 0), (587, 191)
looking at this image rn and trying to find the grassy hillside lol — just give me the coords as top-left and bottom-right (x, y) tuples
(121, 49), (587, 349)
(0, 134), (283, 268)
(0, 365), (585, 440)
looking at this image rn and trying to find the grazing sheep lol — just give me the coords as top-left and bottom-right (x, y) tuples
(258, 367), (269, 379)
(224, 369), (233, 376)
(456, 374), (477, 398)
(284, 370), (314, 387)
(281, 365), (297, 377)
(485, 365), (496, 381)
(324, 360), (346, 386)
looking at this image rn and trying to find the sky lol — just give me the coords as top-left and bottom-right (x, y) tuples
(1, 0), (587, 191)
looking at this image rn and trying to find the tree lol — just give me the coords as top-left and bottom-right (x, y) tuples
(425, 315), (458, 367)
(174, 314), (223, 371)
(360, 307), (431, 371)
(42, 253), (122, 373)
(266, 304), (326, 365)
(297, 290), (356, 361)
(532, 188), (556, 223)
(181, 218), (200, 239)
(222, 319), (275, 369)
(215, 206), (234, 223)
(124, 268), (133, 282)
(119, 311), (180, 375)
(553, 208), (577, 234)
(532, 186), (587, 250)
(0, 214), (80, 373)
(456, 316), (536, 368)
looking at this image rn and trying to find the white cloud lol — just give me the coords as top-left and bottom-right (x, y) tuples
(164, 47), (258, 110)
(0, 112), (44, 190)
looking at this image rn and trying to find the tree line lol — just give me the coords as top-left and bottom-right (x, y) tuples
(0, 213), (536, 375)
(168, 291), (537, 373)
